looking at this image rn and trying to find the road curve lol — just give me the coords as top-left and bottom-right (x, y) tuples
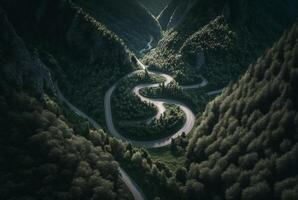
(55, 84), (146, 200)
(55, 37), (221, 200)
(104, 56), (208, 148)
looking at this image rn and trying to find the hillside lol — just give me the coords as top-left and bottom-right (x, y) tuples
(184, 22), (298, 200)
(0, 7), (54, 98)
(158, 0), (195, 31)
(0, 10), (133, 200)
(144, 0), (298, 86)
(0, 0), (137, 125)
(128, 19), (298, 200)
(73, 0), (162, 53)
(1, 1), (298, 200)
(138, 0), (170, 16)
(0, 84), (133, 200)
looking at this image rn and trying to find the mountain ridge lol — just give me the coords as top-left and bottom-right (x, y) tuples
(144, 0), (298, 87)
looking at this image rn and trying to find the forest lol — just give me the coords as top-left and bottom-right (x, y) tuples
(112, 71), (158, 121)
(0, 0), (297, 200)
(0, 82), (133, 200)
(111, 71), (186, 140)
(118, 104), (185, 140)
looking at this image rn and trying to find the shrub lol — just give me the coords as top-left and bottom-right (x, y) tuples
(225, 183), (241, 200)
(221, 164), (240, 186)
(175, 167), (187, 184)
(184, 179), (205, 200)
(241, 181), (271, 200)
(238, 153), (259, 170)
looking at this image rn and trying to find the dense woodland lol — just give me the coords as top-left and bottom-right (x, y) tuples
(112, 72), (157, 121)
(140, 81), (196, 109)
(138, 21), (298, 200)
(184, 22), (298, 200)
(0, 9), (134, 199)
(1, 0), (298, 199)
(112, 72), (186, 140)
(0, 83), (133, 200)
(118, 104), (185, 140)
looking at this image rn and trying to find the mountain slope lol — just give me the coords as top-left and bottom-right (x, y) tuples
(0, 8), (54, 98)
(0, 10), (133, 200)
(0, 0), (137, 125)
(158, 0), (197, 31)
(73, 0), (162, 53)
(123, 20), (298, 200)
(0, 85), (133, 200)
(185, 22), (298, 200)
(144, 0), (298, 86)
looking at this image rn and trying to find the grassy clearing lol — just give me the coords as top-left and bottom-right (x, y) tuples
(148, 146), (186, 171)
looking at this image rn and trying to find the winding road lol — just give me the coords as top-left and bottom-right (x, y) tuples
(103, 32), (216, 149)
(55, 84), (146, 200)
(56, 37), (223, 200)
(104, 57), (210, 148)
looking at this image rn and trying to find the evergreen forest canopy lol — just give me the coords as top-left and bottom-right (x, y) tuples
(0, 0), (297, 200)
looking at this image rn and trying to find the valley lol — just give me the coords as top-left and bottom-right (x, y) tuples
(0, 0), (298, 200)
(56, 36), (209, 198)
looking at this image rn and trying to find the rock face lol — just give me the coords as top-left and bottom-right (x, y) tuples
(0, 9), (54, 98)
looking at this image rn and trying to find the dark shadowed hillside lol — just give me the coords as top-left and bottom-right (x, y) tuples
(73, 0), (162, 53)
(138, 0), (170, 16)
(0, 8), (54, 98)
(0, 0), (137, 125)
(0, 85), (133, 200)
(0, 10), (133, 200)
(158, 0), (196, 31)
